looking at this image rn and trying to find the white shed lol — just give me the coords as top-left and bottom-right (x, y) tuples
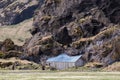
(46, 54), (84, 70)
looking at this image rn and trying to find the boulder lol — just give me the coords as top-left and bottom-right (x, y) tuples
(1, 38), (15, 52)
(0, 39), (23, 59)
(53, 27), (72, 45)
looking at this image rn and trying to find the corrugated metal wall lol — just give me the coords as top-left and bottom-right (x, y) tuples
(47, 57), (85, 70)
(48, 62), (75, 70)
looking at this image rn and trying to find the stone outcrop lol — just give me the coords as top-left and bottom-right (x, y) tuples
(0, 38), (23, 58)
(0, 0), (120, 66)
(53, 27), (72, 46)
(23, 0), (120, 65)
(0, 0), (43, 26)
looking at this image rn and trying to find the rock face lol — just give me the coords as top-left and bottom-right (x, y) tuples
(83, 26), (120, 65)
(0, 0), (43, 26)
(1, 0), (120, 66)
(0, 39), (23, 58)
(53, 27), (72, 45)
(22, 0), (120, 65)
(96, 0), (120, 24)
(22, 33), (63, 63)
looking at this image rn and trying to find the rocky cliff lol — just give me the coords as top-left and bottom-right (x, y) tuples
(0, 0), (44, 26)
(23, 0), (120, 65)
(0, 0), (120, 66)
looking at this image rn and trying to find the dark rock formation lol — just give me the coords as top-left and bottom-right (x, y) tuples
(0, 0), (43, 26)
(23, 0), (120, 65)
(1, 0), (120, 66)
(96, 0), (120, 24)
(0, 38), (23, 58)
(83, 25), (120, 65)
(53, 27), (72, 45)
(0, 39), (15, 53)
(22, 33), (63, 63)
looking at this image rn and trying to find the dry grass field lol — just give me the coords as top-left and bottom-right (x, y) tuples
(0, 18), (33, 46)
(0, 70), (120, 80)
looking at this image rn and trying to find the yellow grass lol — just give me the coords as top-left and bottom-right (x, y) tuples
(0, 71), (119, 80)
(0, 18), (33, 46)
(0, 57), (32, 64)
(103, 62), (120, 72)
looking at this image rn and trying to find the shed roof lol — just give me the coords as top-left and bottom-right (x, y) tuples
(47, 54), (82, 62)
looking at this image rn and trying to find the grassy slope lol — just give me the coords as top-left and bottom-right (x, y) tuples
(0, 71), (120, 80)
(103, 62), (120, 71)
(0, 18), (33, 46)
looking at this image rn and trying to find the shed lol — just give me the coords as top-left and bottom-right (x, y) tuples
(46, 54), (84, 70)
